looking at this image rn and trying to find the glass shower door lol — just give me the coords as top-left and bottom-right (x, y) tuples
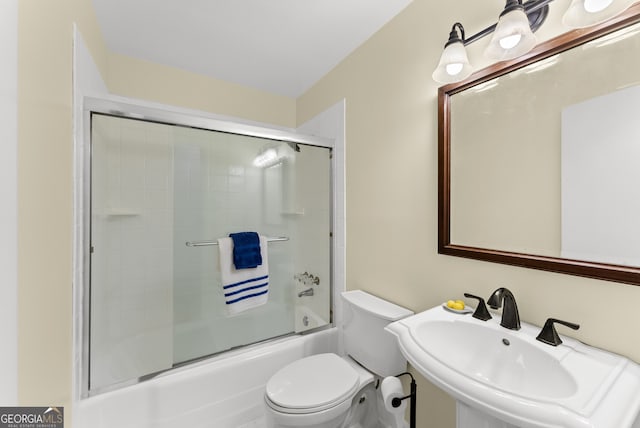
(89, 113), (331, 392)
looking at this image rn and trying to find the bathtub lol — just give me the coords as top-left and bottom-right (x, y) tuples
(75, 328), (338, 428)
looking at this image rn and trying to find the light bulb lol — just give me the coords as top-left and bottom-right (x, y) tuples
(499, 34), (522, 49)
(446, 63), (464, 76)
(432, 38), (473, 84)
(253, 148), (279, 167)
(584, 0), (614, 12)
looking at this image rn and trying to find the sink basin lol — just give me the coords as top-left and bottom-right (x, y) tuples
(413, 320), (577, 399)
(386, 305), (640, 428)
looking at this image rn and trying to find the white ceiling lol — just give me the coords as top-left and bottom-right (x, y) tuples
(92, 0), (413, 97)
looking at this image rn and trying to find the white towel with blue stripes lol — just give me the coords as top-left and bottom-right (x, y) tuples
(218, 235), (269, 315)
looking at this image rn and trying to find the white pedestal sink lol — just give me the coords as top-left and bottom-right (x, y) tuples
(386, 305), (640, 428)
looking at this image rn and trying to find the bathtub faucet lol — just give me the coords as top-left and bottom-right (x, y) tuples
(294, 272), (320, 286)
(298, 288), (314, 297)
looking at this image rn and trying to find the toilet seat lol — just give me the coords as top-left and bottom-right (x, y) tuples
(265, 353), (360, 414)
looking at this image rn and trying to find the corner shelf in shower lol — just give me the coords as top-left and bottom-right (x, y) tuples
(281, 209), (305, 216)
(98, 210), (142, 217)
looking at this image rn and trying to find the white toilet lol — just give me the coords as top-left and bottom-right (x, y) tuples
(264, 290), (414, 428)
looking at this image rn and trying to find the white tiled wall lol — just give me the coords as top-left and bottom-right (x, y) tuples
(171, 128), (300, 362)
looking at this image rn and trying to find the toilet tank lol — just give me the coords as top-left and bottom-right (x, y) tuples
(342, 290), (414, 377)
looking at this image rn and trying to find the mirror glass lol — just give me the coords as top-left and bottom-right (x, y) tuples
(439, 8), (640, 285)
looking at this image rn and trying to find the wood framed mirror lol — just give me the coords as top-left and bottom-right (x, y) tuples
(438, 5), (640, 286)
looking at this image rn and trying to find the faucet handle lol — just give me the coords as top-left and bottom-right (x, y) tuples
(536, 318), (580, 346)
(463, 293), (492, 321)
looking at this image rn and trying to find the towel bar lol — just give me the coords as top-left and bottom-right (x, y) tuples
(185, 236), (289, 247)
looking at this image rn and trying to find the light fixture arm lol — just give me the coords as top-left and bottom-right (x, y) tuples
(445, 22), (466, 46)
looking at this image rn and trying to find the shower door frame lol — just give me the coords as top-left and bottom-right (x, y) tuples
(79, 95), (335, 398)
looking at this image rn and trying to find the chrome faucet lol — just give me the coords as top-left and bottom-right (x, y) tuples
(298, 287), (314, 297)
(487, 287), (521, 330)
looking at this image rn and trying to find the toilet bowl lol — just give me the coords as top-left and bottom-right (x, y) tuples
(264, 290), (414, 428)
(264, 353), (374, 428)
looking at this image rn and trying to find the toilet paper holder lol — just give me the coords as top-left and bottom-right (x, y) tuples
(392, 372), (417, 428)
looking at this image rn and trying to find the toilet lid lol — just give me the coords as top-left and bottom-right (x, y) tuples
(266, 353), (360, 411)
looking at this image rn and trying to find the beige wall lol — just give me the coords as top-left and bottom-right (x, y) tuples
(17, 0), (295, 424)
(17, 0), (107, 417)
(107, 53), (296, 128)
(297, 0), (640, 426)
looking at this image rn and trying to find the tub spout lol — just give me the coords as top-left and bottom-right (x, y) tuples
(298, 287), (314, 297)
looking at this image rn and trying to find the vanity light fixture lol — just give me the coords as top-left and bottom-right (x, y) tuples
(485, 0), (538, 61)
(432, 23), (474, 84)
(432, 0), (638, 84)
(563, 0), (637, 27)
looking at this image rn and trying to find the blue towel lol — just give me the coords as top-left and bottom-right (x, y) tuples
(229, 232), (263, 269)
